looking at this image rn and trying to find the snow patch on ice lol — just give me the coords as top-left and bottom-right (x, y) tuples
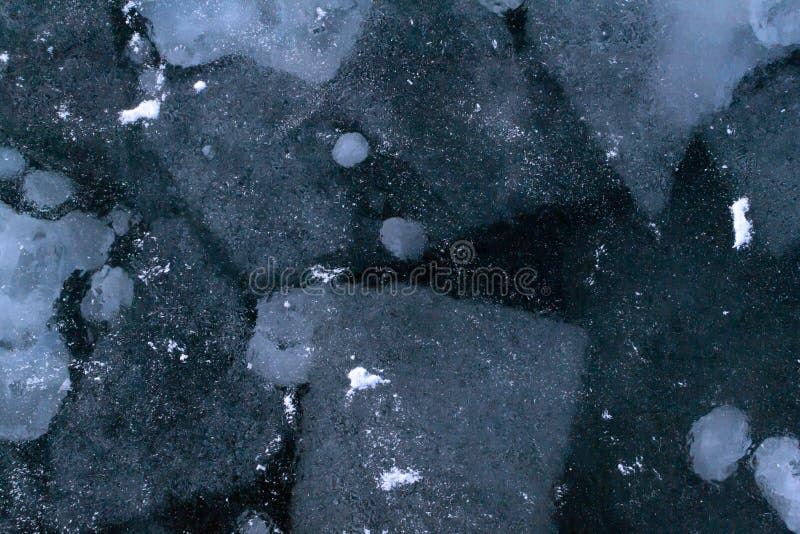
(193, 80), (207, 93)
(118, 99), (161, 125)
(332, 132), (369, 168)
(730, 197), (753, 249)
(754, 436), (800, 533)
(378, 467), (421, 491)
(688, 405), (751, 482)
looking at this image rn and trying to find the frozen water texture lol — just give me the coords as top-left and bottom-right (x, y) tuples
(331, 132), (369, 168)
(478, 0), (523, 15)
(118, 99), (160, 125)
(688, 405), (751, 482)
(754, 436), (800, 532)
(379, 217), (426, 261)
(749, 0), (800, 46)
(707, 61), (800, 255)
(22, 170), (74, 210)
(0, 201), (114, 441)
(0, 147), (25, 180)
(730, 198), (753, 249)
(136, 0), (371, 83)
(526, 0), (800, 215)
(291, 287), (588, 531)
(80, 266), (135, 323)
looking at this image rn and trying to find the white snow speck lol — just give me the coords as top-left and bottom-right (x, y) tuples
(0, 52), (8, 63)
(601, 409), (613, 420)
(378, 467), (421, 491)
(347, 367), (389, 395)
(118, 99), (160, 125)
(193, 80), (207, 93)
(730, 197), (753, 249)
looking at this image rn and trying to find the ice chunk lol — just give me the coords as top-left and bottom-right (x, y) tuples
(749, 0), (800, 46)
(289, 287), (588, 531)
(687, 405), (751, 482)
(106, 205), (134, 236)
(379, 217), (426, 261)
(754, 436), (800, 532)
(0, 331), (71, 442)
(730, 198), (754, 250)
(478, 0), (523, 15)
(80, 266), (135, 323)
(0, 201), (113, 441)
(137, 0), (371, 83)
(193, 80), (207, 93)
(247, 292), (319, 386)
(118, 99), (160, 125)
(0, 147), (25, 181)
(331, 132), (369, 168)
(22, 170), (75, 210)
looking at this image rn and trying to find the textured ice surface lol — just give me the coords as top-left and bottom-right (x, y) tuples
(754, 437), (800, 532)
(282, 286), (588, 531)
(0, 201), (113, 441)
(379, 217), (426, 260)
(0, 147), (24, 180)
(749, 0), (800, 46)
(22, 170), (74, 210)
(526, 0), (799, 215)
(708, 61), (800, 255)
(136, 0), (371, 83)
(80, 265), (135, 323)
(688, 405), (751, 482)
(331, 132), (369, 168)
(45, 217), (288, 529)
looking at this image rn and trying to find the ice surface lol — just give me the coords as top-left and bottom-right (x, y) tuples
(687, 405), (751, 482)
(0, 200), (113, 441)
(749, 0), (800, 46)
(136, 0), (371, 83)
(22, 170), (74, 210)
(331, 132), (369, 168)
(526, 0), (799, 215)
(286, 286), (588, 531)
(0, 147), (25, 180)
(80, 265), (135, 323)
(707, 61), (800, 255)
(754, 436), (800, 532)
(45, 217), (287, 529)
(379, 217), (426, 261)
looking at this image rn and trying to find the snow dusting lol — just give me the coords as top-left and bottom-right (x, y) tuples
(378, 467), (421, 491)
(347, 367), (389, 395)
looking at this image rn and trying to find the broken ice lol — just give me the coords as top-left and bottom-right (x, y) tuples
(379, 217), (426, 261)
(754, 436), (800, 532)
(331, 131), (369, 168)
(22, 170), (74, 210)
(687, 405), (751, 482)
(80, 265), (135, 323)
(0, 147), (25, 180)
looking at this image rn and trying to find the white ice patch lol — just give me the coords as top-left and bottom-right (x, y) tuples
(379, 217), (427, 261)
(754, 436), (800, 533)
(749, 0), (800, 47)
(22, 170), (74, 210)
(118, 99), (161, 125)
(331, 132), (369, 168)
(80, 265), (135, 323)
(193, 80), (207, 93)
(0, 147), (25, 180)
(478, 0), (524, 15)
(0, 52), (8, 63)
(347, 366), (389, 395)
(688, 405), (751, 482)
(378, 467), (421, 491)
(730, 197), (753, 249)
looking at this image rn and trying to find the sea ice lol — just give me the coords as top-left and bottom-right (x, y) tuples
(331, 132), (369, 168)
(754, 436), (800, 532)
(379, 217), (426, 260)
(0, 147), (25, 181)
(118, 99), (160, 125)
(687, 405), (751, 482)
(730, 198), (754, 250)
(22, 170), (74, 210)
(136, 0), (371, 83)
(80, 265), (135, 323)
